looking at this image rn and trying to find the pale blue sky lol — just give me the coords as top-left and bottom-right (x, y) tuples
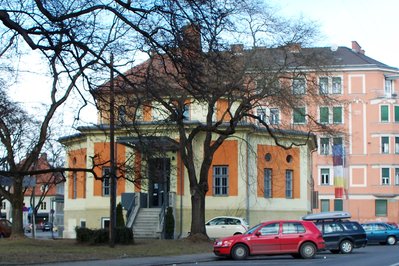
(270, 0), (399, 67)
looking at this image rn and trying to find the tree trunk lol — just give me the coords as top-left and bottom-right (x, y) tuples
(10, 178), (25, 238)
(189, 184), (207, 239)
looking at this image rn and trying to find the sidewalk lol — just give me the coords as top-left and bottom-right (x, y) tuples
(40, 253), (216, 266)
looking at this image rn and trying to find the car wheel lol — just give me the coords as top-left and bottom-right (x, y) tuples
(231, 244), (249, 260)
(339, 240), (353, 254)
(233, 232), (242, 235)
(386, 236), (397, 245)
(299, 242), (316, 259)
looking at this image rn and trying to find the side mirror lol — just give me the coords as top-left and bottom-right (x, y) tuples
(255, 231), (261, 237)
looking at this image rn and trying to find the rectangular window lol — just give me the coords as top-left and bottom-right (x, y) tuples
(257, 108), (266, 122)
(385, 80), (392, 96)
(321, 199), (330, 212)
(293, 107), (306, 124)
(395, 106), (399, 122)
(264, 168), (272, 198)
(334, 199), (343, 211)
(375, 199), (387, 217)
(73, 172), (77, 199)
(395, 168), (399, 186)
(40, 202), (47, 210)
(382, 168), (390, 185)
(381, 137), (389, 154)
(1, 201), (6, 210)
(213, 166), (229, 196)
(102, 167), (111, 196)
(321, 168), (330, 185)
(333, 106), (343, 123)
(380, 105), (389, 122)
(320, 138), (330, 155)
(285, 170), (293, 198)
(292, 78), (306, 94)
(183, 104), (190, 121)
(332, 77), (342, 94)
(319, 77), (328, 94)
(319, 107), (329, 124)
(270, 108), (279, 125)
(396, 137), (399, 154)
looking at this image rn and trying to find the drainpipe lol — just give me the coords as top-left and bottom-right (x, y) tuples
(246, 131), (253, 226)
(177, 152), (183, 239)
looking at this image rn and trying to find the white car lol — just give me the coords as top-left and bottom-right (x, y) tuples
(205, 216), (249, 238)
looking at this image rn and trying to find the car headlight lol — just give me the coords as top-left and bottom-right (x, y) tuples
(214, 240), (233, 247)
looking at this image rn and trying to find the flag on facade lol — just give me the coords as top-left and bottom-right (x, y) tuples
(333, 144), (344, 198)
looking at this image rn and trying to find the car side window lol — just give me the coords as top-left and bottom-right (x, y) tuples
(259, 223), (280, 235)
(324, 223), (344, 234)
(362, 224), (372, 231)
(342, 222), (360, 231)
(208, 218), (224, 225)
(282, 222), (306, 234)
(376, 224), (386, 231)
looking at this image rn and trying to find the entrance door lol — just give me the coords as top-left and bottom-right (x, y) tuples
(148, 158), (170, 207)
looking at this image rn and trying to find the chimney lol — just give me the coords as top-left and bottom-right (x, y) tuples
(230, 44), (244, 54)
(181, 24), (201, 52)
(351, 41), (365, 54)
(286, 43), (301, 53)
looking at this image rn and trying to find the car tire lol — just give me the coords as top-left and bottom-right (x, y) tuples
(339, 240), (353, 254)
(299, 242), (316, 259)
(231, 244), (249, 260)
(386, 236), (397, 245)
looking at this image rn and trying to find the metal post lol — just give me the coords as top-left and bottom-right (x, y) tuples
(109, 54), (116, 247)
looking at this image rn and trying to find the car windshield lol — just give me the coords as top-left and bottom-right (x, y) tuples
(245, 223), (263, 235)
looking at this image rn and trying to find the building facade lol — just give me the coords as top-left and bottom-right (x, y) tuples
(310, 42), (399, 223)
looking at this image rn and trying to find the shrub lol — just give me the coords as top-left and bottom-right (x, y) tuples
(75, 226), (133, 245)
(164, 207), (175, 239)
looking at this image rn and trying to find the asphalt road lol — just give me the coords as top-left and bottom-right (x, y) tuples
(39, 243), (399, 266)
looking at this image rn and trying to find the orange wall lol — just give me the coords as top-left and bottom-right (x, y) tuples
(68, 148), (87, 199)
(216, 99), (231, 121)
(207, 140), (238, 196)
(93, 142), (126, 196)
(257, 145), (300, 198)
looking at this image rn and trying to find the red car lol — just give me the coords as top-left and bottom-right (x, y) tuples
(0, 219), (12, 238)
(213, 220), (325, 260)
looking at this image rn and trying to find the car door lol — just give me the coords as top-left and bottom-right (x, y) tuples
(370, 223), (388, 242)
(322, 222), (345, 250)
(279, 222), (307, 252)
(249, 222), (281, 255)
(206, 217), (228, 238)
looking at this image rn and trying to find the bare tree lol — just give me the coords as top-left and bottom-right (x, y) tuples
(0, 0), (340, 239)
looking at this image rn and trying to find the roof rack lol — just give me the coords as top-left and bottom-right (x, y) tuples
(302, 211), (351, 221)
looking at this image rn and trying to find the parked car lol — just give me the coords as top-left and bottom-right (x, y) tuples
(0, 219), (12, 238)
(205, 216), (249, 238)
(42, 222), (53, 232)
(213, 220), (325, 260)
(302, 211), (367, 254)
(361, 222), (399, 245)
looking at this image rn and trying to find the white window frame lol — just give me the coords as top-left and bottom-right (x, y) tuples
(320, 168), (331, 186)
(395, 136), (399, 154)
(332, 77), (342, 94)
(319, 77), (329, 94)
(380, 105), (389, 122)
(381, 136), (390, 154)
(385, 79), (393, 96)
(381, 168), (390, 185)
(395, 168), (399, 186)
(292, 77), (306, 95)
(320, 137), (330, 155)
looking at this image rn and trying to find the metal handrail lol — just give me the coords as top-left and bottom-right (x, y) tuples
(126, 193), (140, 228)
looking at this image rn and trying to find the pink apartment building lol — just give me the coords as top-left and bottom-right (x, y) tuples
(310, 41), (399, 223)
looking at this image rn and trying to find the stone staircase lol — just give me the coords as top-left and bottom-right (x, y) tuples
(132, 208), (161, 239)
